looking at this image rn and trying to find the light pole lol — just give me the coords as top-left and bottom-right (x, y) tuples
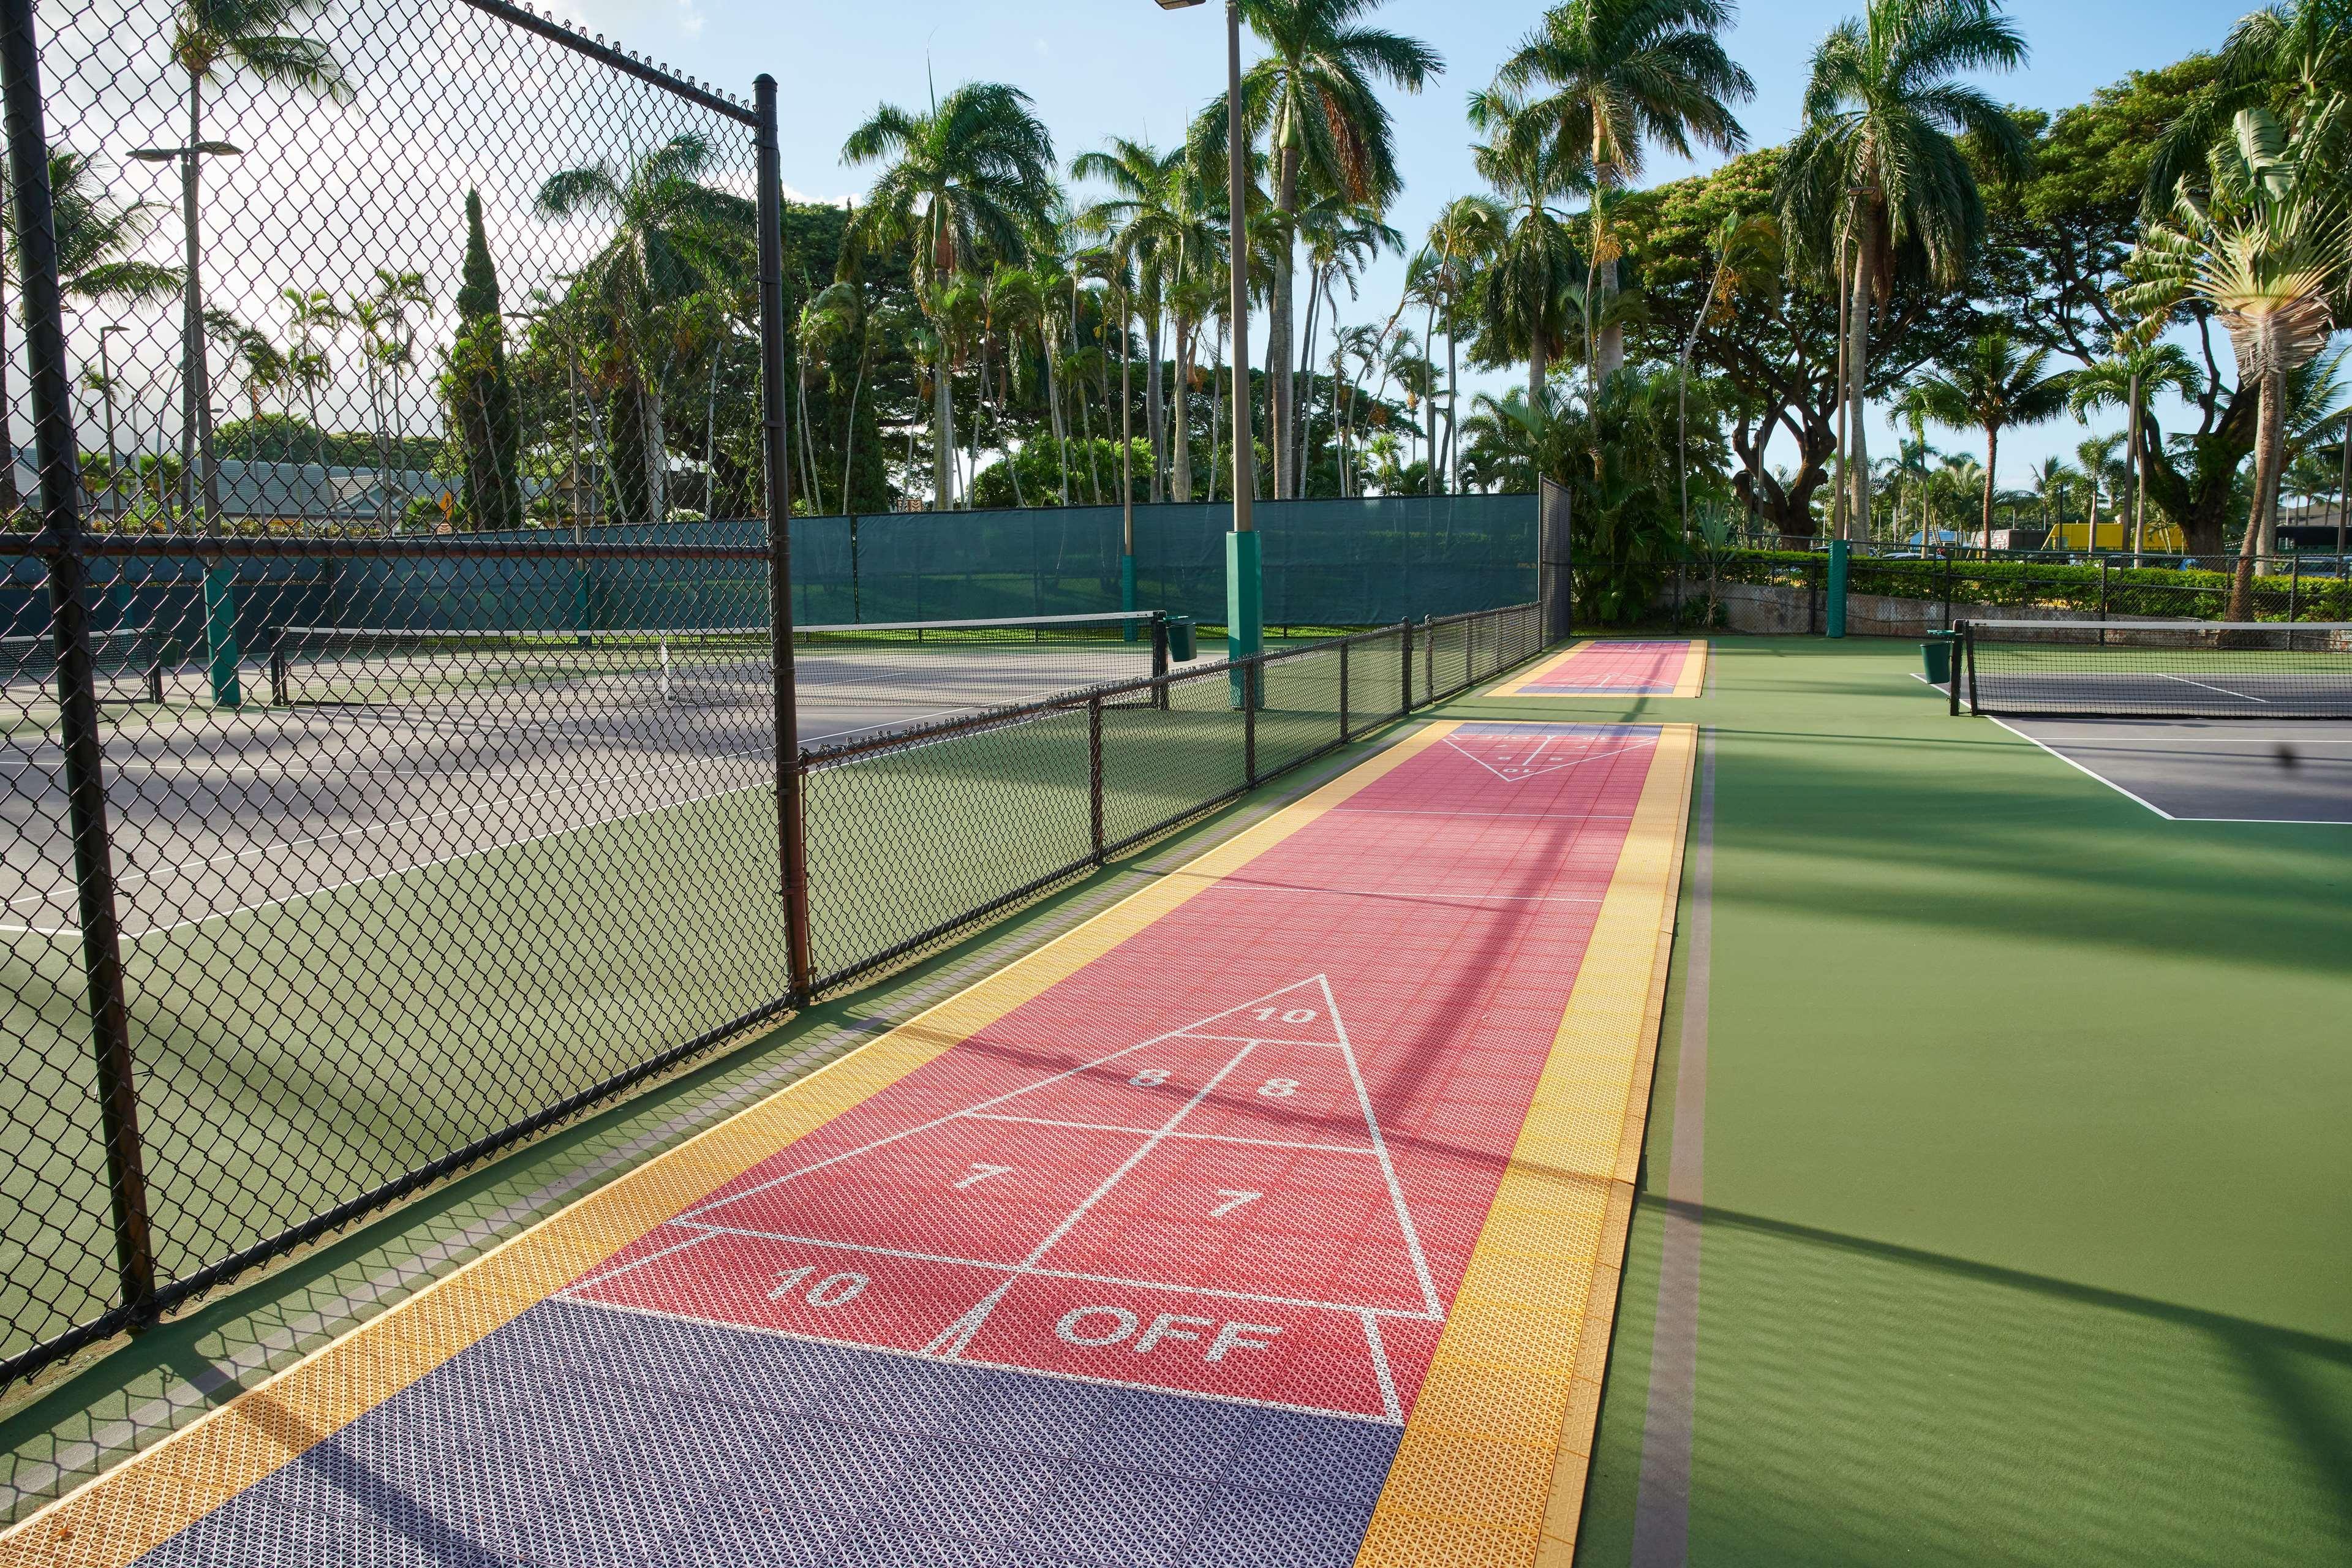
(1156, 0), (1259, 696)
(93, 325), (124, 521)
(132, 137), (241, 706)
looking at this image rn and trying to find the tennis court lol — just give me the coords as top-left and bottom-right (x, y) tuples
(2, 720), (1693, 1564)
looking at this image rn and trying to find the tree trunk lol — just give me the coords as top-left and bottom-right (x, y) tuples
(1594, 141), (1624, 383)
(1445, 312), (1460, 492)
(1844, 210), (1874, 543)
(2228, 364), (2283, 620)
(1207, 325), (1224, 504)
(1172, 317), (1194, 503)
(1423, 298), (1439, 495)
(1045, 337), (1070, 505)
(1981, 426), (1999, 551)
(1272, 135), (1300, 499)
(934, 354), (955, 510)
(1145, 303), (1164, 503)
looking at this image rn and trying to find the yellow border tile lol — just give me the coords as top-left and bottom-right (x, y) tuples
(1359, 723), (1697, 1568)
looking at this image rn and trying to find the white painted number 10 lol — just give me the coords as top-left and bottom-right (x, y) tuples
(768, 1265), (869, 1308)
(1250, 1008), (1319, 1024)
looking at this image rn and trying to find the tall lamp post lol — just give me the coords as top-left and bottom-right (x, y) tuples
(1156, 0), (1260, 699)
(131, 137), (241, 706)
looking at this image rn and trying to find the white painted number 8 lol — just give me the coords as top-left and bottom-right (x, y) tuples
(1257, 1079), (1300, 1098)
(1130, 1068), (1170, 1087)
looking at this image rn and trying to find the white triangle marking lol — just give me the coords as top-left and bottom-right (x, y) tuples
(1443, 731), (1653, 783)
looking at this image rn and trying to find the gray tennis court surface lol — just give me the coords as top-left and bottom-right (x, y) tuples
(1993, 717), (2352, 823)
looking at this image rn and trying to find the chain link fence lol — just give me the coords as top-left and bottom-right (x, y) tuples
(0, 0), (1555, 1400)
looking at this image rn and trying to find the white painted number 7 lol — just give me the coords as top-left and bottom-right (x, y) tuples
(1209, 1189), (1261, 1219)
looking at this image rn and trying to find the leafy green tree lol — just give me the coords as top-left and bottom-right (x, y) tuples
(1911, 330), (2073, 547)
(1779, 0), (2030, 537)
(447, 190), (521, 531)
(1194, 0), (1441, 499)
(1466, 86), (1586, 401)
(536, 132), (754, 522)
(845, 81), (1059, 510)
(2146, 0), (2352, 213)
(2122, 103), (2350, 613)
(1494, 0), (1753, 383)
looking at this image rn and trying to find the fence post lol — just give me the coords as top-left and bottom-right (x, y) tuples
(755, 75), (812, 1004)
(1423, 615), (1434, 703)
(2, 0), (157, 1320)
(2289, 556), (2301, 624)
(1243, 657), (1258, 786)
(1940, 549), (1953, 631)
(1338, 636), (1350, 742)
(1088, 693), (1104, 864)
(1400, 619), (1413, 716)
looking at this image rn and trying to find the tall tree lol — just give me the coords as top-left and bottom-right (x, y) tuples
(1467, 86), (1586, 401)
(1072, 138), (1186, 500)
(1779, 0), (2029, 540)
(2122, 102), (2350, 613)
(1422, 195), (1506, 491)
(1910, 330), (2072, 548)
(844, 81), (1058, 510)
(161, 0), (347, 524)
(537, 133), (755, 522)
(1195, 0), (1441, 499)
(2145, 0), (2352, 214)
(1494, 0), (1753, 383)
(448, 190), (521, 531)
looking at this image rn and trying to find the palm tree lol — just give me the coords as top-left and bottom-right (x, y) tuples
(1911, 331), (2073, 549)
(537, 132), (755, 522)
(2122, 102), (2350, 614)
(2026, 455), (2075, 547)
(1675, 211), (1780, 527)
(1779, 0), (2030, 541)
(1196, 0), (1441, 499)
(1494, 0), (1753, 384)
(1072, 138), (1188, 499)
(1422, 195), (1506, 491)
(2073, 432), (2127, 551)
(2065, 340), (2201, 555)
(1467, 86), (1586, 401)
(844, 82), (1059, 511)
(165, 0), (347, 524)
(2146, 0), (2352, 216)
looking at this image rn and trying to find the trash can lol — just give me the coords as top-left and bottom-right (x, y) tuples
(1921, 631), (1954, 685)
(1166, 616), (1197, 663)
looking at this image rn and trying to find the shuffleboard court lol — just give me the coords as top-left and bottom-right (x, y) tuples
(1, 718), (1694, 1568)
(1493, 639), (1708, 698)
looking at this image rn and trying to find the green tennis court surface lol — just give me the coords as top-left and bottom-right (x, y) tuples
(5, 636), (2346, 1566)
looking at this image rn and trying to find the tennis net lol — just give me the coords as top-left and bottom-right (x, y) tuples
(2, 625), (165, 703)
(265, 611), (1171, 715)
(1955, 619), (2352, 719)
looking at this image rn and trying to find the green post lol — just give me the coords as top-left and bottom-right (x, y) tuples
(1226, 527), (1262, 709)
(1825, 538), (1849, 639)
(1121, 552), (1137, 642)
(203, 564), (240, 706)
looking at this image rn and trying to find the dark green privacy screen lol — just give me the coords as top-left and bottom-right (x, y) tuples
(804, 496), (1538, 629)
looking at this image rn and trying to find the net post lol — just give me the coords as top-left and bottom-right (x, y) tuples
(1088, 692), (1104, 865)
(755, 75), (812, 1005)
(4, 0), (157, 1322)
(1149, 611), (1169, 680)
(268, 649), (288, 706)
(1959, 622), (1980, 716)
(1338, 636), (1350, 741)
(146, 660), (163, 704)
(1948, 623), (1962, 716)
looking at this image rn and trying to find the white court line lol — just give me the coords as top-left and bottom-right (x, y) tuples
(647, 1219), (1435, 1323)
(2155, 671), (2270, 704)
(1319, 976), (1443, 1321)
(959, 1111), (1379, 1155)
(1359, 1311), (1403, 1423)
(1985, 717), (2177, 820)
(677, 981), (1334, 1222)
(563, 1293), (1403, 1428)
(1442, 735), (1652, 782)
(923, 1036), (1268, 1359)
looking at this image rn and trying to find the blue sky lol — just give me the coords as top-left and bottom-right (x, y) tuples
(571, 0), (2244, 483)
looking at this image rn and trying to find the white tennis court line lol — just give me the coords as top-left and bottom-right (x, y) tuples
(2155, 671), (2270, 704)
(565, 1292), (1404, 1428)
(1985, 716), (2179, 819)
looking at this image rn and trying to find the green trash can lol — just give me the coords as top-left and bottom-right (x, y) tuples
(1166, 616), (1197, 663)
(1921, 631), (1954, 685)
